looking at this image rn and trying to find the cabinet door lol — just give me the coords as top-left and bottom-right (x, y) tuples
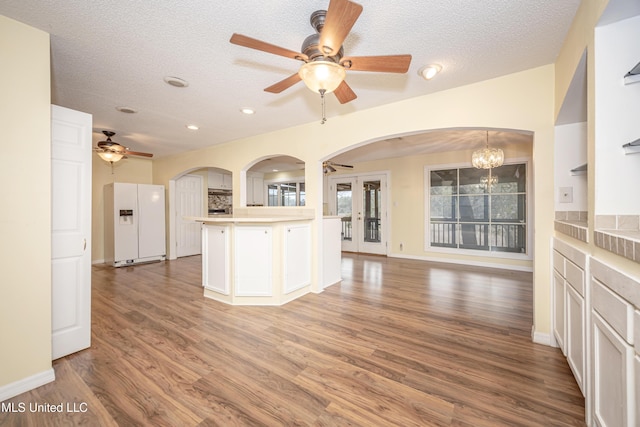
(553, 271), (566, 353)
(284, 224), (310, 293)
(208, 171), (220, 188)
(565, 284), (585, 395)
(252, 177), (264, 205)
(592, 311), (634, 427)
(222, 173), (232, 189)
(202, 225), (229, 294)
(235, 227), (272, 296)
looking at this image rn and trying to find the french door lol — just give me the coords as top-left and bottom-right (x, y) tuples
(328, 173), (387, 255)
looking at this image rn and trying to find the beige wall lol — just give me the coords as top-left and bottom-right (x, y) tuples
(91, 154), (153, 262)
(0, 16), (52, 388)
(153, 65), (556, 337)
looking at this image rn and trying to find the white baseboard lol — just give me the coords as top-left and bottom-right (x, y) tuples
(91, 259), (105, 265)
(531, 326), (552, 346)
(387, 253), (533, 272)
(0, 368), (55, 402)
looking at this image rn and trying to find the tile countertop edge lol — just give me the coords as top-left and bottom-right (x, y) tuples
(594, 228), (640, 264)
(554, 220), (589, 243)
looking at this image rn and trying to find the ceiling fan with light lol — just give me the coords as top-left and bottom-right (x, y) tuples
(323, 161), (353, 174)
(230, 0), (412, 123)
(95, 130), (153, 164)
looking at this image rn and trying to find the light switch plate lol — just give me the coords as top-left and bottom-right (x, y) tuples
(559, 187), (573, 203)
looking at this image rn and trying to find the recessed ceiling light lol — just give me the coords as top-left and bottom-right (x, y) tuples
(163, 76), (189, 88)
(418, 64), (442, 80)
(186, 124), (199, 130)
(116, 106), (137, 114)
(272, 169), (279, 172)
(240, 108), (255, 115)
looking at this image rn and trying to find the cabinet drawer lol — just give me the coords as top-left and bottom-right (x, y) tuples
(553, 250), (565, 277)
(565, 260), (584, 297)
(592, 279), (634, 344)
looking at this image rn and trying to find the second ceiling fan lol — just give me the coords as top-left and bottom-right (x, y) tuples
(230, 0), (412, 107)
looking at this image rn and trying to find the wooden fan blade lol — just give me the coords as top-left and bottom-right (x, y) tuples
(340, 54), (412, 73)
(230, 33), (308, 61)
(318, 0), (363, 56)
(124, 150), (153, 158)
(332, 162), (354, 168)
(333, 80), (357, 104)
(264, 73), (302, 93)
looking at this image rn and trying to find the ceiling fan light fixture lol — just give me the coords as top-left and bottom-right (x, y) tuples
(298, 60), (346, 94)
(97, 151), (124, 163)
(418, 64), (442, 80)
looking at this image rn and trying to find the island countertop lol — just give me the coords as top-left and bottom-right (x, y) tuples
(186, 215), (314, 224)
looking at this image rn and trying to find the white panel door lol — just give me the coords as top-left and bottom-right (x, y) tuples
(176, 175), (202, 257)
(51, 105), (92, 360)
(137, 184), (166, 259)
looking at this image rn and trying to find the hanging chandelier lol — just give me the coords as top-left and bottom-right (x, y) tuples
(472, 131), (504, 169)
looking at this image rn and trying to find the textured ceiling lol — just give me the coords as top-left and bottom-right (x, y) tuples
(1, 0), (581, 161)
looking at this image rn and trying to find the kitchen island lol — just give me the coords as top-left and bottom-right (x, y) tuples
(188, 211), (341, 306)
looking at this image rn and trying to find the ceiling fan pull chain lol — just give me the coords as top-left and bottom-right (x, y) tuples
(320, 88), (327, 124)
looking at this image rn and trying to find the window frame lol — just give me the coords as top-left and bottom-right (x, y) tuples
(424, 159), (532, 260)
(265, 178), (306, 207)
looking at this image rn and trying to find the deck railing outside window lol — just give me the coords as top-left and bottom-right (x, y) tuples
(428, 163), (527, 254)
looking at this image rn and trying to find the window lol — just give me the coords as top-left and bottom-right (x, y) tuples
(428, 163), (527, 254)
(267, 181), (306, 206)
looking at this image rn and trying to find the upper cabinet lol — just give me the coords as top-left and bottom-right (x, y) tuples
(246, 172), (264, 206)
(208, 169), (232, 190)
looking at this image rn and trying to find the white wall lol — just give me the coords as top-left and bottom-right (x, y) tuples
(554, 122), (588, 211)
(594, 15), (640, 214)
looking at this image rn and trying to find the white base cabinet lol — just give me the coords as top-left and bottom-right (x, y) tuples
(566, 283), (585, 394)
(199, 218), (314, 305)
(592, 311), (634, 427)
(202, 225), (229, 294)
(590, 259), (637, 427)
(552, 239), (588, 395)
(553, 269), (566, 353)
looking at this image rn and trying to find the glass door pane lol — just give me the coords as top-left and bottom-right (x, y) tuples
(362, 180), (381, 243)
(336, 182), (353, 242)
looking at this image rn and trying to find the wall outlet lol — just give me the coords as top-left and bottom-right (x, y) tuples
(399, 242), (403, 251)
(559, 187), (573, 203)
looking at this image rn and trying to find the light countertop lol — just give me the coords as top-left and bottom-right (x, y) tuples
(187, 216), (314, 224)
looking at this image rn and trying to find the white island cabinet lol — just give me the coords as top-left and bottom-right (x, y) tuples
(193, 215), (325, 306)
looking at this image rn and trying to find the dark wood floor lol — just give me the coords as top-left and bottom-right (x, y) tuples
(1, 254), (585, 426)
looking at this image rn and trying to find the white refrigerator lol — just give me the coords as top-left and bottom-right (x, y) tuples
(104, 183), (166, 267)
